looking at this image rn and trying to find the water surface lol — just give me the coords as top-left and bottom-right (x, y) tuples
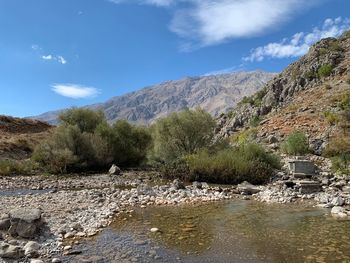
(64, 200), (350, 263)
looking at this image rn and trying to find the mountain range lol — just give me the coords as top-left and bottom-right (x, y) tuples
(33, 71), (275, 125)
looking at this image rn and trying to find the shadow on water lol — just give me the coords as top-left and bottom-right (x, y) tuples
(63, 200), (350, 263)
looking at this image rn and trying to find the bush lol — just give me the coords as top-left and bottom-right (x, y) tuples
(249, 115), (261, 127)
(183, 144), (281, 184)
(0, 159), (36, 175)
(323, 135), (350, 174)
(231, 128), (257, 145)
(149, 108), (216, 163)
(281, 131), (309, 156)
(318, 64), (333, 78)
(59, 108), (106, 133)
(324, 111), (341, 125)
(338, 92), (350, 110)
(33, 109), (152, 173)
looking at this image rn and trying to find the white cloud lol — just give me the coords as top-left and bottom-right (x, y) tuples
(169, 0), (320, 49)
(57, 56), (67, 64)
(51, 84), (100, 99)
(109, 0), (321, 50)
(42, 55), (53, 60)
(41, 54), (68, 64)
(244, 17), (350, 62)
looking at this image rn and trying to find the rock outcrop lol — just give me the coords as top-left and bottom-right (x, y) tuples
(216, 31), (350, 155)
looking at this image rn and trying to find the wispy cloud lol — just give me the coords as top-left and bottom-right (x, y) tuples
(32, 44), (68, 64)
(244, 17), (350, 62)
(108, 0), (322, 51)
(41, 54), (67, 64)
(51, 84), (100, 99)
(169, 0), (320, 50)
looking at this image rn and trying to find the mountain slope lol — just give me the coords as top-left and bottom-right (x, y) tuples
(0, 115), (53, 160)
(34, 71), (275, 125)
(216, 30), (350, 154)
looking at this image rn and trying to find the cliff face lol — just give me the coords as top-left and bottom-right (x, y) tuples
(216, 31), (350, 154)
(34, 71), (275, 125)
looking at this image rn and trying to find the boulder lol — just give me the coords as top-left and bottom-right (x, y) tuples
(331, 206), (348, 217)
(0, 241), (24, 259)
(8, 208), (42, 239)
(24, 241), (40, 258)
(331, 196), (345, 206)
(0, 214), (10, 231)
(237, 181), (261, 195)
(108, 164), (121, 175)
(171, 179), (185, 190)
(192, 181), (202, 189)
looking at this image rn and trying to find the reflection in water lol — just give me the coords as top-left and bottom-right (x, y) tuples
(64, 200), (350, 263)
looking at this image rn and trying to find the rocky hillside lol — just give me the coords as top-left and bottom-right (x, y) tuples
(216, 30), (350, 154)
(34, 71), (274, 125)
(0, 115), (52, 160)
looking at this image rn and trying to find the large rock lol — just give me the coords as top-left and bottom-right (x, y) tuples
(331, 206), (348, 218)
(24, 241), (40, 258)
(108, 164), (121, 175)
(0, 241), (24, 259)
(0, 214), (10, 231)
(171, 179), (186, 190)
(237, 181), (261, 195)
(8, 208), (42, 239)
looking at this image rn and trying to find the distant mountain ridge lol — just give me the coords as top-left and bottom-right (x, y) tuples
(33, 71), (275, 125)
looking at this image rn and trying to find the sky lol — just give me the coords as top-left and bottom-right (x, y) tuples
(0, 0), (349, 117)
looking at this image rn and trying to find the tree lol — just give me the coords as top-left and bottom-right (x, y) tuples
(150, 108), (216, 162)
(59, 108), (106, 133)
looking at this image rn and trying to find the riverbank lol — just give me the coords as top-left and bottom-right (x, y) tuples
(1, 165), (350, 262)
(0, 172), (238, 262)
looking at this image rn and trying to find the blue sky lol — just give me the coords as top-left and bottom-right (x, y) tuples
(0, 0), (349, 117)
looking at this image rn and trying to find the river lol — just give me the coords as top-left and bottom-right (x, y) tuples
(63, 200), (350, 263)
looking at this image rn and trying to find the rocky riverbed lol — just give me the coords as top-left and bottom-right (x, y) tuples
(0, 172), (237, 262)
(1, 157), (350, 262)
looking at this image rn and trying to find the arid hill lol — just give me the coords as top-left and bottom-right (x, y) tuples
(216, 30), (350, 154)
(0, 115), (53, 160)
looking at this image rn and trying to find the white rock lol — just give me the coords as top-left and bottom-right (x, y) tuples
(150, 228), (159, 233)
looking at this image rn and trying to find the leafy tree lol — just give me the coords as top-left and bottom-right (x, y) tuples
(59, 108), (106, 133)
(150, 108), (216, 162)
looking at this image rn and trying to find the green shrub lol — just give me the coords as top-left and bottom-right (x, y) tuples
(304, 70), (316, 81)
(324, 111), (341, 125)
(97, 120), (152, 167)
(0, 159), (36, 175)
(318, 64), (333, 78)
(149, 108), (216, 163)
(33, 108), (152, 173)
(249, 115), (261, 127)
(183, 144), (281, 184)
(59, 108), (106, 133)
(338, 92), (350, 110)
(281, 131), (309, 156)
(323, 135), (350, 173)
(231, 128), (257, 145)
